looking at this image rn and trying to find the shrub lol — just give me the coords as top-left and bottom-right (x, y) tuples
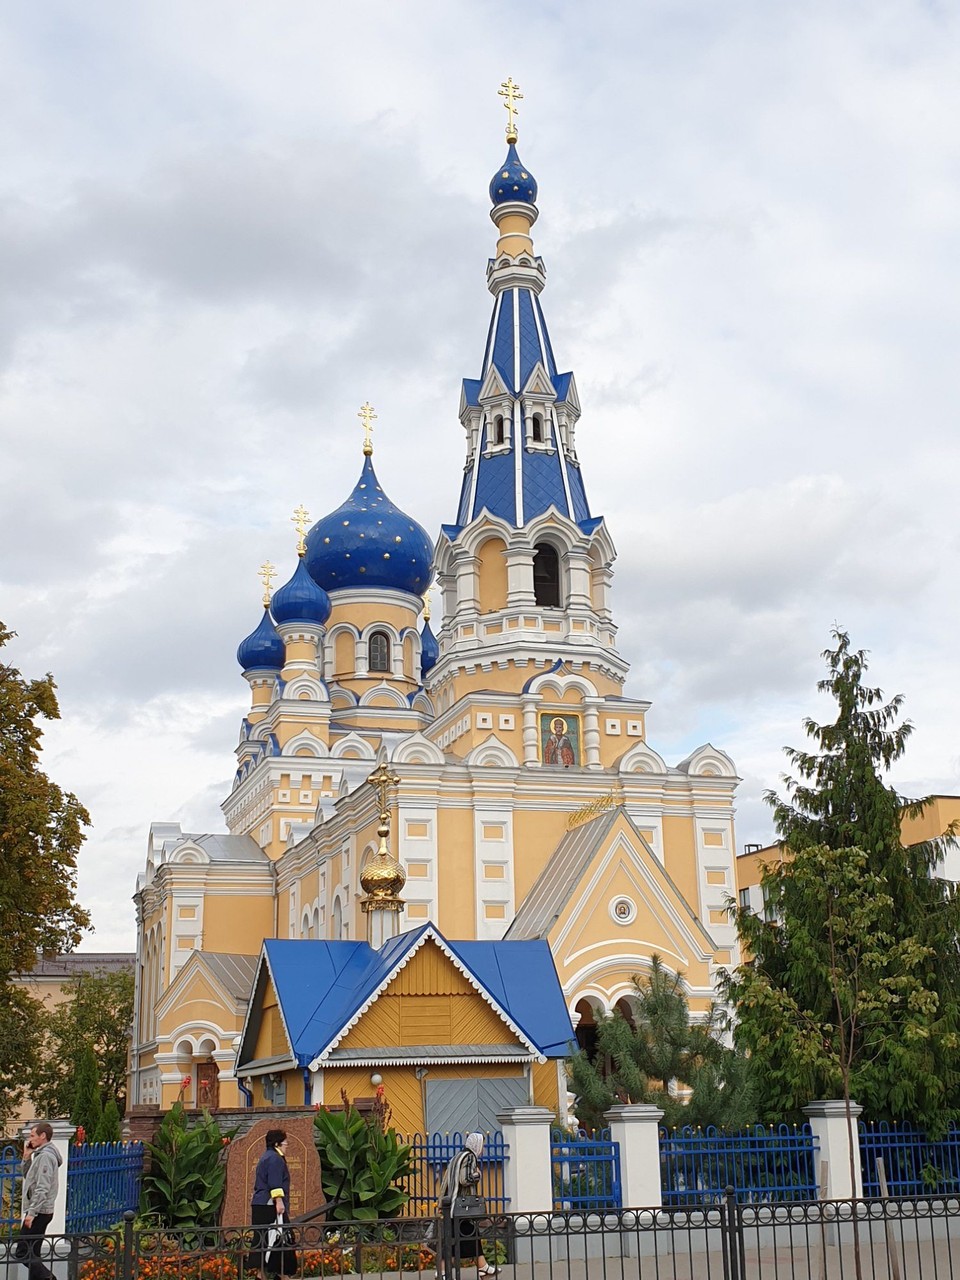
(313, 1092), (413, 1221)
(139, 1102), (237, 1228)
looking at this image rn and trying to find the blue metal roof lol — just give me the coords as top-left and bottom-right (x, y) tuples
(237, 607), (285, 672)
(271, 555), (331, 627)
(489, 143), (538, 206)
(260, 925), (574, 1066)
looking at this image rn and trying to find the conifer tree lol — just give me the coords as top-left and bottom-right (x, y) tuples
(726, 630), (960, 1130)
(71, 1044), (102, 1139)
(94, 1097), (121, 1143)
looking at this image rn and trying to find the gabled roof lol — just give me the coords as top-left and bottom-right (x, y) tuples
(237, 925), (574, 1072)
(505, 806), (717, 955)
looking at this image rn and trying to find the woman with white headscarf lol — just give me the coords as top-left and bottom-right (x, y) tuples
(436, 1132), (497, 1277)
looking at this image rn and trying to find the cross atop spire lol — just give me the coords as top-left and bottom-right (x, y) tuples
(358, 401), (378, 456)
(258, 560), (277, 607)
(291, 504), (311, 556)
(499, 77), (523, 144)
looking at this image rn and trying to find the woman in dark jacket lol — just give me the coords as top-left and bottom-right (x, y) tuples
(249, 1130), (290, 1279)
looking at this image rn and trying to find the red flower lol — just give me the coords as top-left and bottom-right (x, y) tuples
(181, 1075), (191, 1087)
(221, 1136), (231, 1145)
(75, 1125), (86, 1144)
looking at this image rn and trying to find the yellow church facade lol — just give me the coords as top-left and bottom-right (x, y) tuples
(129, 98), (742, 1120)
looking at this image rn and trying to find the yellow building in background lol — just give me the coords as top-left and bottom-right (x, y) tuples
(130, 101), (743, 1124)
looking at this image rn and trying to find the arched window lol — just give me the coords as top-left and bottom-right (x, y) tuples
(332, 896), (343, 939)
(368, 631), (390, 673)
(533, 542), (561, 608)
(493, 416), (505, 446)
(532, 413), (543, 443)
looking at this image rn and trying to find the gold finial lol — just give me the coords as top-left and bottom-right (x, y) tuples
(258, 560), (277, 607)
(422, 591), (431, 622)
(291, 504), (311, 557)
(499, 77), (523, 144)
(361, 763), (406, 906)
(367, 762), (400, 829)
(358, 401), (378, 456)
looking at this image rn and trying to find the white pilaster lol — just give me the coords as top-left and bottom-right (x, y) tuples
(604, 1104), (664, 1209)
(583, 698), (602, 770)
(521, 696), (540, 767)
(802, 1099), (863, 1199)
(496, 1106), (555, 1213)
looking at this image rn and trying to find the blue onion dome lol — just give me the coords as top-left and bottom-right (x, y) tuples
(237, 607), (285, 672)
(489, 143), (537, 206)
(420, 617), (440, 677)
(271, 555), (332, 627)
(305, 454), (434, 595)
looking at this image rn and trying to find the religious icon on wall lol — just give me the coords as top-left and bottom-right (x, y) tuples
(540, 713), (581, 768)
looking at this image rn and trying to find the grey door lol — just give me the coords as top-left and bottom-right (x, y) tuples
(425, 1076), (528, 1134)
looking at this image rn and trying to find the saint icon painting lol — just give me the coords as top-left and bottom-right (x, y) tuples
(541, 713), (580, 767)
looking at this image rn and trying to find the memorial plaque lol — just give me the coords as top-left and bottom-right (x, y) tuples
(222, 1116), (323, 1226)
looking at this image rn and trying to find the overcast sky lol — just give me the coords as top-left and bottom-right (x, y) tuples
(4, 1), (960, 952)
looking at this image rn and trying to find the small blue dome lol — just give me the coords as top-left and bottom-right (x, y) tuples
(271, 556), (332, 627)
(489, 143), (538, 206)
(305, 454), (434, 596)
(420, 618), (440, 677)
(237, 607), (285, 672)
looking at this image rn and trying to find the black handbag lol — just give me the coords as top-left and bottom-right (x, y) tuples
(266, 1217), (299, 1275)
(452, 1194), (487, 1218)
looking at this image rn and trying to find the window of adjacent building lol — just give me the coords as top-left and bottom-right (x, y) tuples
(533, 542), (561, 607)
(368, 631), (390, 673)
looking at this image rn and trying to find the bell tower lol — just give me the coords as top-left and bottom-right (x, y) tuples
(429, 83), (628, 708)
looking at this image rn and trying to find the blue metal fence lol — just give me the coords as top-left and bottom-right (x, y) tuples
(660, 1123), (820, 1205)
(860, 1121), (960, 1197)
(1, 1144), (21, 1236)
(65, 1141), (144, 1232)
(401, 1131), (508, 1217)
(551, 1127), (622, 1210)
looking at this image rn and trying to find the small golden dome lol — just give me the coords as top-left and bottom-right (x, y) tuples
(360, 851), (406, 900)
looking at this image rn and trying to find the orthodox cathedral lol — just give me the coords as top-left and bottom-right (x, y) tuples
(130, 88), (740, 1128)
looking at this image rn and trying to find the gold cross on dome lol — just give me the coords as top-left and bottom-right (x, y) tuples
(367, 762), (400, 818)
(499, 77), (523, 143)
(358, 401), (378, 456)
(291, 504), (311, 556)
(258, 560), (277, 606)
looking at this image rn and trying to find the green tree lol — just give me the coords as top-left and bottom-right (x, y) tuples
(569, 955), (756, 1130)
(71, 1044), (102, 1138)
(32, 969), (134, 1118)
(93, 1097), (122, 1143)
(726, 630), (960, 1130)
(0, 622), (91, 1124)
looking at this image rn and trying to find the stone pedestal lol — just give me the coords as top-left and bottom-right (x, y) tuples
(496, 1106), (554, 1214)
(803, 1099), (863, 1199)
(222, 1116), (324, 1226)
(604, 1104), (664, 1208)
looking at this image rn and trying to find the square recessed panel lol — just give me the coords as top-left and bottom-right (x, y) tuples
(476, 713), (493, 729)
(499, 714), (515, 730)
(605, 720), (621, 735)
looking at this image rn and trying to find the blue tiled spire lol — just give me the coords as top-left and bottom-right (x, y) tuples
(453, 144), (592, 533)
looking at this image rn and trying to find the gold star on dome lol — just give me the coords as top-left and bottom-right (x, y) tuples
(499, 77), (523, 144)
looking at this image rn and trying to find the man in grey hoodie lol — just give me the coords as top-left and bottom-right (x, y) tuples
(16, 1121), (62, 1280)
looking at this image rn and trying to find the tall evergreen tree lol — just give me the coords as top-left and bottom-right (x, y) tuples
(71, 1044), (102, 1138)
(726, 630), (960, 1130)
(570, 955), (756, 1130)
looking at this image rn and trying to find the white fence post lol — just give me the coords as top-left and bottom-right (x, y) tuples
(20, 1119), (76, 1234)
(802, 1099), (863, 1199)
(496, 1106), (555, 1213)
(604, 1103), (664, 1208)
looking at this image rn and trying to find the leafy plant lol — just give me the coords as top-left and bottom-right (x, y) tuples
(139, 1101), (236, 1227)
(313, 1091), (413, 1221)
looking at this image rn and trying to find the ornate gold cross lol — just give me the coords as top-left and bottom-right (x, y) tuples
(258, 560), (277, 606)
(358, 401), (378, 456)
(291, 504), (311, 556)
(499, 77), (523, 143)
(367, 762), (400, 817)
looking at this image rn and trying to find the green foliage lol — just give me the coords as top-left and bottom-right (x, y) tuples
(313, 1094), (413, 1221)
(94, 1097), (121, 1143)
(140, 1101), (236, 1228)
(71, 1044), (102, 1137)
(0, 623), (91, 1124)
(32, 968), (135, 1119)
(726, 630), (960, 1131)
(0, 623), (91, 984)
(569, 955), (756, 1131)
(0, 985), (41, 1128)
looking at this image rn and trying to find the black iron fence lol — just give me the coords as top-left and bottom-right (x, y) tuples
(3, 1193), (960, 1280)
